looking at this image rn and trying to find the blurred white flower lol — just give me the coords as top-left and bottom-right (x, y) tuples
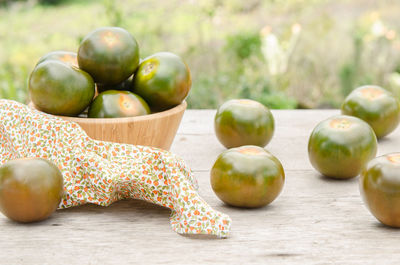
(260, 23), (301, 76)
(261, 33), (286, 75)
(371, 20), (386, 37)
(388, 72), (400, 85)
(292, 23), (302, 35)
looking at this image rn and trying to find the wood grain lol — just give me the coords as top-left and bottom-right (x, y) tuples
(1, 109), (400, 264)
(29, 101), (187, 150)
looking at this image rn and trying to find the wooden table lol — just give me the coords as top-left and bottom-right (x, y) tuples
(2, 109), (400, 264)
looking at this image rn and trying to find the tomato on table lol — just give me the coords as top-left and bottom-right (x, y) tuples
(360, 153), (400, 227)
(308, 115), (377, 179)
(341, 85), (400, 138)
(0, 158), (64, 223)
(211, 145), (284, 208)
(214, 99), (274, 149)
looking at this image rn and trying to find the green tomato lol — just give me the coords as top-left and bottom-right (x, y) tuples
(88, 90), (150, 118)
(0, 158), (64, 223)
(341, 85), (400, 138)
(29, 60), (95, 116)
(211, 145), (285, 208)
(78, 27), (140, 85)
(308, 115), (377, 179)
(214, 99), (274, 148)
(36, 51), (78, 67)
(360, 153), (400, 227)
(96, 75), (134, 94)
(132, 52), (191, 112)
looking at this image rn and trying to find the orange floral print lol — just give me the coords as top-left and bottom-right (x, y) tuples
(0, 100), (231, 237)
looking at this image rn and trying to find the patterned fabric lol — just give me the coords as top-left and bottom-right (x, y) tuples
(0, 99), (231, 237)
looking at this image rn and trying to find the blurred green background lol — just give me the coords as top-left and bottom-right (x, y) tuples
(1, 0), (400, 109)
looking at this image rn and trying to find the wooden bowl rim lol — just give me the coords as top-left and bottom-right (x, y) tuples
(29, 101), (187, 124)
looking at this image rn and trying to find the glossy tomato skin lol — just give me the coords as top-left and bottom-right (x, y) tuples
(29, 60), (95, 116)
(96, 75), (133, 94)
(214, 99), (274, 149)
(211, 145), (284, 208)
(132, 52), (191, 112)
(0, 158), (64, 223)
(308, 115), (377, 179)
(78, 27), (140, 85)
(360, 153), (400, 227)
(341, 85), (400, 138)
(36, 51), (78, 67)
(88, 90), (150, 118)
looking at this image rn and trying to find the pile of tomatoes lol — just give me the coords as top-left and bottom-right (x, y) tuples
(29, 27), (191, 118)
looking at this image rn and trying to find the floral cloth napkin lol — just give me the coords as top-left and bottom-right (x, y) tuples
(0, 99), (231, 237)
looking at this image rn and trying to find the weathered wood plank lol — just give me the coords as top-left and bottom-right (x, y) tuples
(177, 109), (338, 135)
(172, 110), (400, 171)
(1, 109), (400, 265)
(2, 170), (400, 264)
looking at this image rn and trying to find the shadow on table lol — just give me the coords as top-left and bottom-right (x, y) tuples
(316, 173), (359, 184)
(373, 221), (400, 232)
(377, 136), (393, 144)
(221, 202), (277, 212)
(61, 198), (170, 215)
(2, 199), (170, 226)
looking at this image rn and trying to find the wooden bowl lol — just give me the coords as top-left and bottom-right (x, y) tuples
(29, 101), (187, 150)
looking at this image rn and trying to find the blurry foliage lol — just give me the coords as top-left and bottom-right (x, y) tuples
(0, 0), (24, 7)
(339, 12), (400, 103)
(0, 62), (28, 102)
(225, 31), (261, 60)
(187, 29), (297, 109)
(1, 1), (400, 109)
(37, 0), (65, 5)
(0, 0), (66, 6)
(103, 0), (124, 27)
